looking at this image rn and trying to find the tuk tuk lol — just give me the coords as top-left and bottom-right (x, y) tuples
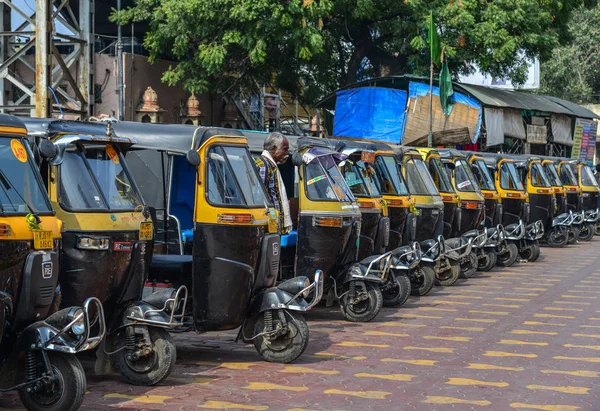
(118, 123), (321, 363)
(394, 147), (463, 287)
(0, 114), (105, 411)
(332, 138), (434, 300)
(571, 159), (600, 241)
(23, 118), (185, 386)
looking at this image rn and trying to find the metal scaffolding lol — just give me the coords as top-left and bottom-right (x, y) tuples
(0, 0), (93, 118)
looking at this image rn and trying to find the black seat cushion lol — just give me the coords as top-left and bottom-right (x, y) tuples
(149, 255), (193, 284)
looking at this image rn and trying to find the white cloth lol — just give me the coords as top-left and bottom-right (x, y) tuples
(262, 150), (293, 233)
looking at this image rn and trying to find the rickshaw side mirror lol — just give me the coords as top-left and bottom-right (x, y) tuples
(186, 150), (200, 167)
(291, 152), (303, 167)
(39, 139), (58, 160)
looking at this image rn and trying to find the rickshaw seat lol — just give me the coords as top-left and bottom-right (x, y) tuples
(150, 255), (193, 279)
(281, 230), (297, 247)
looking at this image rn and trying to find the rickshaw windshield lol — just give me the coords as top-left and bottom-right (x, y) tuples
(306, 155), (353, 202)
(560, 164), (578, 186)
(454, 160), (480, 192)
(472, 160), (495, 191)
(545, 163), (562, 187)
(426, 158), (453, 193)
(406, 158), (440, 195)
(500, 162), (525, 191)
(530, 163), (551, 187)
(374, 155), (409, 195)
(59, 143), (144, 211)
(341, 158), (380, 198)
(207, 145), (269, 206)
(0, 138), (52, 214)
(580, 165), (599, 187)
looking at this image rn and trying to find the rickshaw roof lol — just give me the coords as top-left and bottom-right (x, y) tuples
(437, 148), (467, 161)
(501, 154), (542, 167)
(0, 113), (27, 134)
(111, 121), (245, 154)
(329, 137), (393, 153)
(393, 146), (425, 158)
(240, 130), (302, 153)
(22, 117), (120, 138)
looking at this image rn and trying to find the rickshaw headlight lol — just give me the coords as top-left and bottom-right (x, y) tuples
(278, 276), (311, 298)
(301, 277), (311, 298)
(68, 308), (85, 335)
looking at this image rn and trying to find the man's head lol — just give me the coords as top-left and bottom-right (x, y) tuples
(264, 132), (289, 164)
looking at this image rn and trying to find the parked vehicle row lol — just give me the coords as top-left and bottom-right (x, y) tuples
(1, 113), (598, 411)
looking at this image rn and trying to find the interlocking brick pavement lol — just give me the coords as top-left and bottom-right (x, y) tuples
(2, 239), (600, 411)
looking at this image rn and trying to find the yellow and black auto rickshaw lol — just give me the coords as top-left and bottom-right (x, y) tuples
(0, 114), (105, 411)
(23, 118), (186, 386)
(120, 123), (321, 363)
(556, 158), (585, 242)
(570, 159), (600, 241)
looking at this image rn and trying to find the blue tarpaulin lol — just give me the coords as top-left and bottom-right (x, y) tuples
(333, 87), (407, 143)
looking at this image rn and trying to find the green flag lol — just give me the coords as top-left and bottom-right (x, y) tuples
(429, 11), (441, 66)
(439, 55), (454, 116)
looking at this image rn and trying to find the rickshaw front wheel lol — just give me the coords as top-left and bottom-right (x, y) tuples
(567, 226), (580, 245)
(477, 250), (497, 272)
(340, 281), (383, 322)
(410, 265), (435, 296)
(113, 327), (176, 386)
(520, 242), (541, 262)
(579, 223), (595, 241)
(381, 272), (410, 307)
(594, 223), (600, 236)
(435, 260), (460, 286)
(253, 310), (309, 363)
(497, 243), (518, 267)
(19, 352), (86, 411)
(459, 251), (478, 279)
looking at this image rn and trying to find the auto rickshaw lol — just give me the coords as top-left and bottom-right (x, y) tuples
(570, 159), (600, 241)
(23, 118), (185, 386)
(394, 147), (465, 287)
(331, 138), (434, 302)
(0, 114), (105, 411)
(119, 123), (321, 363)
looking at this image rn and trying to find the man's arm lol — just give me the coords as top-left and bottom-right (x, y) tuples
(254, 156), (267, 185)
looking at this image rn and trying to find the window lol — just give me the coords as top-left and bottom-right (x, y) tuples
(426, 158), (452, 193)
(530, 163), (551, 187)
(544, 163), (562, 187)
(0, 138), (51, 214)
(560, 164), (578, 186)
(340, 158), (380, 198)
(405, 158), (440, 195)
(472, 160), (495, 190)
(580, 165), (598, 187)
(374, 156), (409, 195)
(454, 160), (480, 192)
(305, 155), (354, 202)
(59, 144), (143, 211)
(499, 162), (524, 191)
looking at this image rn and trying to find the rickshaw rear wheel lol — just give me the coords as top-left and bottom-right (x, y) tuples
(382, 272), (410, 307)
(113, 327), (176, 386)
(497, 243), (518, 267)
(410, 265), (435, 296)
(595, 223), (600, 236)
(435, 260), (460, 286)
(477, 250), (497, 272)
(19, 352), (85, 411)
(340, 281), (383, 322)
(253, 310), (309, 363)
(579, 223), (595, 241)
(547, 227), (568, 247)
(567, 226), (580, 245)
(520, 242), (541, 262)
(459, 251), (478, 279)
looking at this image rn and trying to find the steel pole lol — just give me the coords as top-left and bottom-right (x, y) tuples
(35, 0), (51, 118)
(117, 0), (124, 120)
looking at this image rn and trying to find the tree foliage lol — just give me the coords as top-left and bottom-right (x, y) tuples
(115, 0), (597, 104)
(538, 5), (600, 103)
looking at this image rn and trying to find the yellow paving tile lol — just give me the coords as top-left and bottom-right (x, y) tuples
(423, 396), (491, 406)
(523, 321), (567, 326)
(561, 295), (597, 299)
(581, 325), (600, 328)
(198, 401), (269, 410)
(446, 378), (509, 387)
(431, 299), (472, 305)
(463, 290), (496, 294)
(511, 329), (558, 336)
(474, 285), (505, 289)
(363, 331), (409, 337)
(572, 333), (600, 339)
(324, 389), (391, 400)
(469, 310), (509, 315)
(441, 326), (485, 332)
(498, 339), (549, 346)
(545, 307), (584, 312)
(381, 358), (437, 366)
(103, 394), (172, 404)
(484, 351), (538, 358)
(313, 353), (367, 361)
(280, 366), (339, 375)
(514, 287), (547, 291)
(590, 318), (600, 320)
(554, 356), (600, 363)
(397, 314), (442, 320)
(418, 306), (457, 312)
(455, 318), (498, 323)
(541, 369), (600, 378)
(467, 363), (524, 371)
(336, 341), (388, 348)
(495, 298), (530, 302)
(483, 304), (521, 308)
(564, 344), (600, 351)
(443, 295), (483, 299)
(509, 402), (580, 411)
(513, 293), (540, 297)
(355, 372), (416, 381)
(403, 346), (455, 353)
(381, 322), (426, 328)
(554, 301), (591, 305)
(526, 385), (589, 394)
(196, 361), (258, 370)
(423, 335), (471, 342)
(244, 382), (307, 392)
(534, 314), (575, 319)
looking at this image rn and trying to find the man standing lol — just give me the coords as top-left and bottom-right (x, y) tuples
(255, 132), (293, 234)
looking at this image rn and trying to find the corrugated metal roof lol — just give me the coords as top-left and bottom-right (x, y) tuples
(544, 96), (600, 119)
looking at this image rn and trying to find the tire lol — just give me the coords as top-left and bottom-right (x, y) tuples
(497, 242), (518, 267)
(411, 265), (435, 296)
(528, 242), (541, 262)
(435, 260), (460, 286)
(477, 250), (497, 272)
(460, 251), (478, 279)
(19, 352), (86, 411)
(579, 223), (595, 241)
(381, 272), (410, 308)
(113, 327), (176, 386)
(547, 227), (568, 247)
(568, 225), (580, 245)
(595, 223), (600, 236)
(340, 281), (383, 322)
(253, 310), (309, 363)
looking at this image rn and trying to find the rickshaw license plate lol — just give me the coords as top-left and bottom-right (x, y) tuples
(33, 230), (53, 250)
(139, 222), (153, 240)
(268, 218), (278, 233)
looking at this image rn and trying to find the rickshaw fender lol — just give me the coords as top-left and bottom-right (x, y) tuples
(113, 299), (175, 331)
(248, 287), (300, 314)
(17, 320), (78, 352)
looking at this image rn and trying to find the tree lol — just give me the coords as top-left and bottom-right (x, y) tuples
(538, 5), (600, 104)
(116, 0), (597, 104)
